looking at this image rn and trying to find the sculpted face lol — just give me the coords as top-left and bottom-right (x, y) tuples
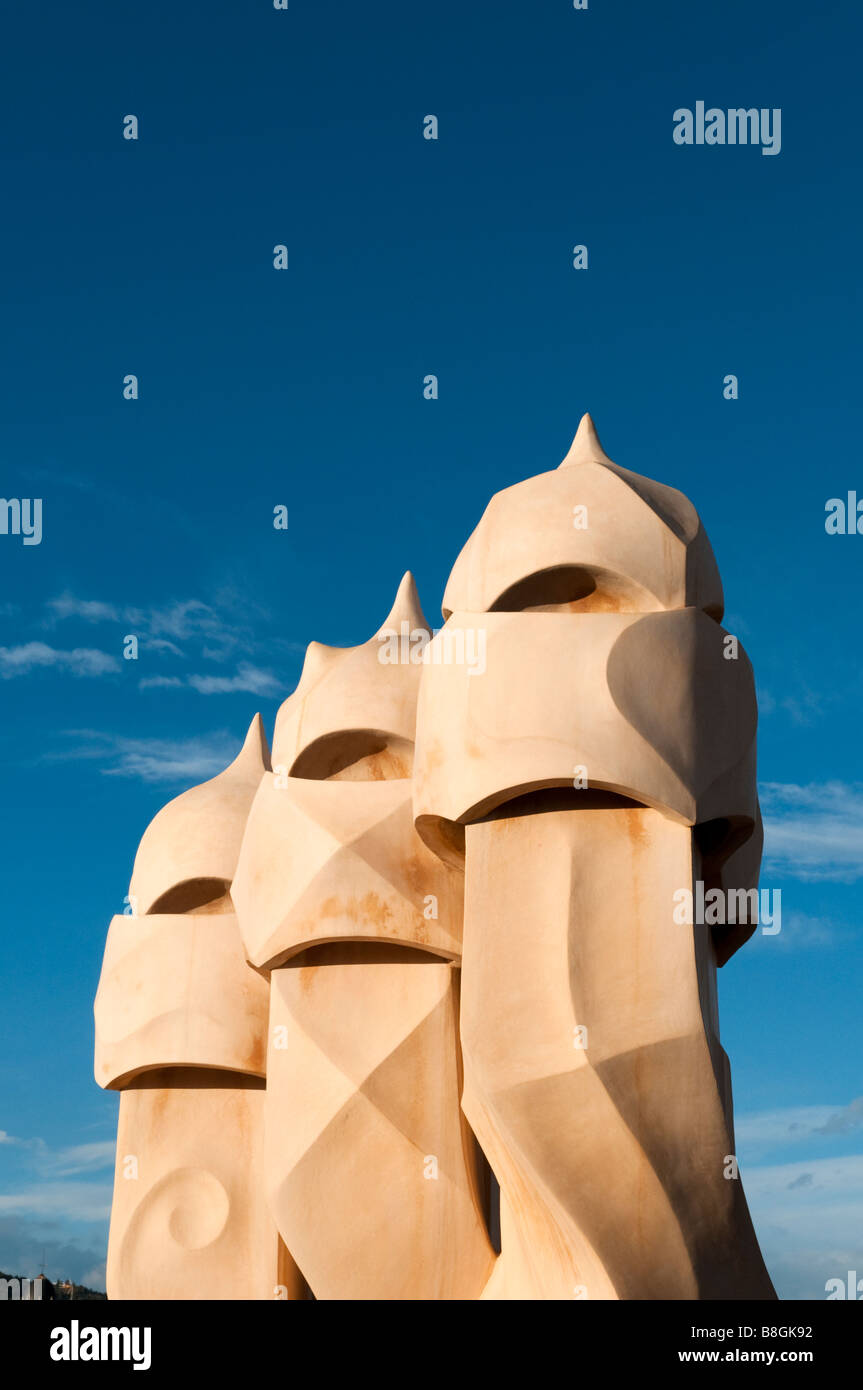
(232, 573), (493, 1301)
(232, 574), (463, 970)
(94, 717), (303, 1300)
(409, 415), (773, 1300)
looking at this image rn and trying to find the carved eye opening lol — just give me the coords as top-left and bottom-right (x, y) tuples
(488, 565), (657, 615)
(148, 878), (233, 915)
(289, 730), (414, 781)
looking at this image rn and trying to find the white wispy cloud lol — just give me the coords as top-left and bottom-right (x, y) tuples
(747, 911), (840, 952)
(736, 1101), (863, 1159)
(0, 1183), (112, 1223)
(814, 1097), (863, 1137)
(0, 1131), (36, 1148)
(743, 1153), (863, 1299)
(39, 590), (290, 695)
(0, 1131), (115, 1269)
(0, 643), (119, 679)
(103, 736), (237, 782)
(760, 781), (863, 882)
(732, 1097), (863, 1293)
(138, 662), (280, 696)
(757, 685), (824, 726)
(0, 1132), (115, 1178)
(147, 637), (184, 656)
(46, 596), (120, 623)
(50, 730), (242, 783)
(745, 1153), (863, 1202)
(46, 592), (254, 664)
(38, 1142), (116, 1178)
(187, 664), (281, 696)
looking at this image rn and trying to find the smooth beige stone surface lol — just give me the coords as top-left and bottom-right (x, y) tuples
(272, 572), (430, 779)
(232, 775), (463, 968)
(94, 913), (270, 1088)
(460, 804), (774, 1301)
(264, 948), (494, 1300)
(106, 1070), (304, 1301)
(414, 609), (758, 839)
(442, 414), (723, 621)
(128, 715), (270, 917)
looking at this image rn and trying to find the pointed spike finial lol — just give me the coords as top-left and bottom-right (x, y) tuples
(378, 570), (432, 638)
(559, 412), (613, 469)
(235, 711), (272, 774)
(296, 639), (341, 692)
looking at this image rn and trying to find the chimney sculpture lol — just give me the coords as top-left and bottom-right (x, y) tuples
(414, 415), (774, 1299)
(94, 717), (304, 1299)
(95, 416), (774, 1300)
(231, 574), (494, 1299)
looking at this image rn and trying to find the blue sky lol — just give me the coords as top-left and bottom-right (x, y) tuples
(1, 0), (861, 1298)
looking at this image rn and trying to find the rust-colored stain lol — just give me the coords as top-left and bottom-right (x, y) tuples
(620, 806), (649, 848)
(242, 1031), (266, 1075)
(316, 891), (395, 930)
(400, 848), (433, 896)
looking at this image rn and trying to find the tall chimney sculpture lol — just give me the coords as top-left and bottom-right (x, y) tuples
(231, 574), (494, 1299)
(414, 414), (773, 1299)
(93, 717), (303, 1299)
(95, 416), (775, 1300)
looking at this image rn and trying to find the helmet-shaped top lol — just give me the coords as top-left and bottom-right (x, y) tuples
(272, 572), (432, 780)
(442, 415), (724, 620)
(128, 714), (270, 915)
